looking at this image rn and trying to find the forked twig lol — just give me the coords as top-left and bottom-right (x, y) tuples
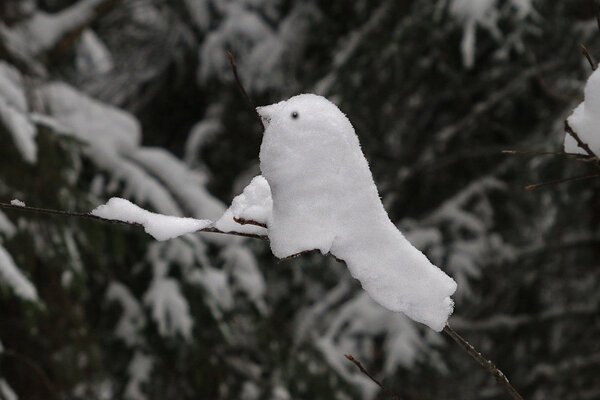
(443, 325), (524, 400)
(344, 354), (402, 400)
(565, 120), (598, 159)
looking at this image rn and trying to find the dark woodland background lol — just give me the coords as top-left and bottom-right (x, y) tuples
(1, 0), (599, 399)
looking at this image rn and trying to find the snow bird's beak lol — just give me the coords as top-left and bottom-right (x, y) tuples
(256, 105), (275, 129)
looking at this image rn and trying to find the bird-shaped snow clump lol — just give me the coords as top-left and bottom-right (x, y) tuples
(255, 94), (457, 331)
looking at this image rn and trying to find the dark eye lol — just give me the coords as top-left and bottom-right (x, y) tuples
(291, 111), (299, 119)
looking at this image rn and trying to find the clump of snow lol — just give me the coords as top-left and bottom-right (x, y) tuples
(0, 245), (38, 301)
(222, 245), (267, 314)
(0, 379), (17, 400)
(450, 0), (500, 68)
(91, 197), (211, 241)
(565, 68), (600, 155)
(106, 281), (146, 347)
(0, 211), (16, 237)
(124, 351), (153, 400)
(0, 61), (37, 163)
(0, 97), (37, 164)
(229, 175), (272, 224)
(215, 176), (271, 236)
(75, 29), (114, 75)
(10, 199), (26, 207)
(143, 277), (193, 339)
(449, 0), (532, 68)
(257, 94), (457, 331)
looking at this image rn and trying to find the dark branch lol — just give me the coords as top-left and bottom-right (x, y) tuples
(233, 216), (267, 229)
(443, 325), (524, 400)
(502, 149), (592, 158)
(580, 44), (597, 71)
(344, 354), (402, 400)
(226, 51), (265, 130)
(525, 173), (600, 190)
(2, 349), (65, 400)
(0, 202), (268, 240)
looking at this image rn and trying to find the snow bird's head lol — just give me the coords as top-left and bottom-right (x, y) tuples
(256, 94), (355, 144)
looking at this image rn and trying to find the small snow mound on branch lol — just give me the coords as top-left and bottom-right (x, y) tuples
(229, 175), (272, 224)
(215, 176), (271, 235)
(565, 68), (600, 155)
(91, 197), (211, 241)
(257, 94), (457, 331)
(10, 199), (25, 207)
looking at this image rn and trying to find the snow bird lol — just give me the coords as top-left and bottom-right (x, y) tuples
(256, 94), (457, 331)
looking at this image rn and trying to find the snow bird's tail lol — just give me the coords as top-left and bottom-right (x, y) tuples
(331, 221), (457, 332)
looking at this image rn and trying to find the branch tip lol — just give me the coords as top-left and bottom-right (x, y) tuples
(226, 50), (265, 130)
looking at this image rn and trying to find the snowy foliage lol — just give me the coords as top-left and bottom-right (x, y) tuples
(0, 62), (36, 163)
(0, 245), (37, 301)
(1, 1), (598, 399)
(449, 0), (533, 68)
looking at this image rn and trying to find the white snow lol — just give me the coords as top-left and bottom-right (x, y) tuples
(215, 176), (271, 236)
(91, 197), (211, 241)
(143, 277), (193, 339)
(449, 0), (532, 68)
(124, 351), (153, 400)
(0, 96), (37, 164)
(222, 245), (267, 313)
(0, 379), (17, 400)
(450, 0), (500, 68)
(0, 211), (16, 237)
(106, 281), (146, 346)
(9, 199), (25, 207)
(257, 94), (457, 331)
(0, 245), (38, 301)
(222, 175), (271, 225)
(565, 68), (600, 156)
(75, 29), (114, 75)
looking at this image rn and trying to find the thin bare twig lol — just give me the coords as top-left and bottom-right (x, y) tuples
(0, 202), (268, 240)
(226, 51), (264, 130)
(2, 349), (64, 400)
(344, 354), (402, 400)
(443, 325), (524, 400)
(525, 173), (600, 190)
(565, 120), (598, 159)
(233, 217), (267, 229)
(580, 44), (597, 71)
(502, 150), (590, 157)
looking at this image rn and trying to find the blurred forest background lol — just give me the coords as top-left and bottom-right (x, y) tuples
(1, 0), (599, 399)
